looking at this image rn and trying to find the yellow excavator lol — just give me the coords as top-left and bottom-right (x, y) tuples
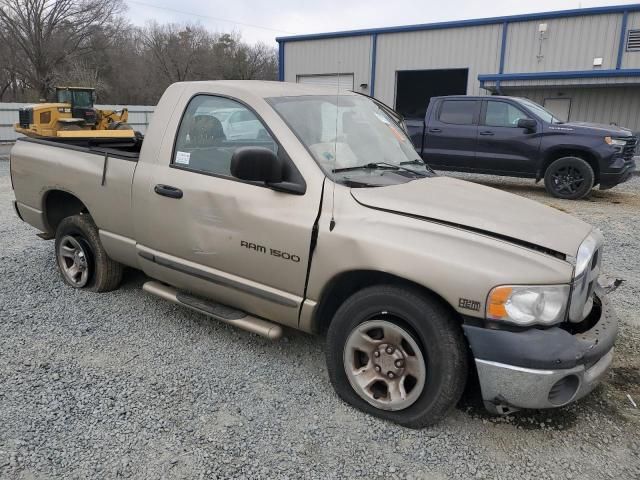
(14, 86), (136, 141)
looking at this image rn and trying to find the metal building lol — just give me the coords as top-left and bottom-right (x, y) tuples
(277, 4), (640, 131)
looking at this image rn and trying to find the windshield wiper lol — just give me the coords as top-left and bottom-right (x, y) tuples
(333, 161), (430, 177)
(333, 162), (399, 173)
(400, 158), (436, 175)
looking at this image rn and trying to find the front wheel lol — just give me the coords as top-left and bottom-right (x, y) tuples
(544, 156), (595, 200)
(326, 285), (468, 428)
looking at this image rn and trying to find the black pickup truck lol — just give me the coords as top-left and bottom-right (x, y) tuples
(405, 95), (637, 199)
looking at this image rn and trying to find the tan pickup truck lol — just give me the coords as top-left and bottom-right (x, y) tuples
(10, 81), (617, 427)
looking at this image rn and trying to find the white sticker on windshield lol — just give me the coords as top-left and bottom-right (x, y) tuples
(175, 151), (190, 165)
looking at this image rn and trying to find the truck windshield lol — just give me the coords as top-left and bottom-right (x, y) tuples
(517, 98), (562, 124)
(268, 95), (424, 177)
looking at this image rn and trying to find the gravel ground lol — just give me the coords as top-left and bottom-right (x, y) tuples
(1, 159), (639, 480)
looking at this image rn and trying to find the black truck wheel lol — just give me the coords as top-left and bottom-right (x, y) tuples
(55, 214), (123, 292)
(326, 285), (468, 428)
(544, 156), (595, 200)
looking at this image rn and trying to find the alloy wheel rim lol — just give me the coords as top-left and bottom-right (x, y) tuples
(57, 235), (90, 287)
(343, 319), (426, 411)
(551, 165), (585, 195)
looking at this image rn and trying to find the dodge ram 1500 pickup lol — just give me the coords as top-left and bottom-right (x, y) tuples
(10, 81), (618, 427)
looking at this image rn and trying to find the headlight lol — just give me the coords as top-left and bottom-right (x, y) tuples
(574, 230), (603, 279)
(486, 285), (570, 327)
(604, 136), (627, 147)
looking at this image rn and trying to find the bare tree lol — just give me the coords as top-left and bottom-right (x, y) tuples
(0, 0), (124, 98)
(0, 2), (279, 105)
(238, 42), (278, 80)
(142, 22), (212, 83)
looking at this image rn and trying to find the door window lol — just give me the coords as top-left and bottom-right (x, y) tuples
(172, 95), (276, 177)
(484, 101), (529, 128)
(438, 100), (477, 125)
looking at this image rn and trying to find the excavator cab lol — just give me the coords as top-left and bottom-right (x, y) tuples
(56, 87), (98, 125)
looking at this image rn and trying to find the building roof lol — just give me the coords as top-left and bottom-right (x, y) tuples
(277, 3), (640, 42)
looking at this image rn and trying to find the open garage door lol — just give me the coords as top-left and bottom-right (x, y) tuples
(297, 74), (354, 90)
(396, 69), (468, 120)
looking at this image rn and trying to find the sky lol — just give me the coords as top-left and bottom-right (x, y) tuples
(124, 0), (640, 45)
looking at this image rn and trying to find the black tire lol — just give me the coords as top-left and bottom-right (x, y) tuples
(54, 214), (123, 292)
(544, 156), (595, 200)
(326, 285), (468, 428)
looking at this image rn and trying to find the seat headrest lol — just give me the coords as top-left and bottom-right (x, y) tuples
(189, 115), (225, 146)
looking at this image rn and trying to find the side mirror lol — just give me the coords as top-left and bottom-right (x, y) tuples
(231, 146), (283, 183)
(230, 147), (306, 195)
(517, 118), (537, 131)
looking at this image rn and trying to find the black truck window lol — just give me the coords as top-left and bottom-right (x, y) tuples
(485, 101), (530, 128)
(438, 100), (476, 125)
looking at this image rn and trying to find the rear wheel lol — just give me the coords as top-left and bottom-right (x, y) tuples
(544, 156), (594, 200)
(55, 214), (123, 292)
(326, 285), (468, 428)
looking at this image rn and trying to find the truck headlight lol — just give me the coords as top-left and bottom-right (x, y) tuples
(574, 231), (600, 279)
(486, 285), (570, 326)
(604, 136), (627, 148)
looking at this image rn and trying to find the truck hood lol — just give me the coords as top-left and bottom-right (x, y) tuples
(351, 176), (592, 257)
(548, 121), (633, 137)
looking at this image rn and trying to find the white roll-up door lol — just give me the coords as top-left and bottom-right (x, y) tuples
(297, 74), (354, 90)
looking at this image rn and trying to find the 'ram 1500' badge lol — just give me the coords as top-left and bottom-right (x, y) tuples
(241, 240), (301, 263)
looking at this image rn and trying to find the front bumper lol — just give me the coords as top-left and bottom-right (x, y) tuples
(464, 291), (617, 414)
(599, 156), (636, 189)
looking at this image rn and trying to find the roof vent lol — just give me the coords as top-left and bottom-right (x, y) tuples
(627, 29), (640, 51)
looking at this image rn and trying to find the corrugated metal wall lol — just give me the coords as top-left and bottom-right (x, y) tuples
(0, 103), (154, 142)
(621, 11), (640, 68)
(503, 14), (622, 73)
(283, 36), (373, 94)
(507, 86), (640, 131)
(374, 24), (502, 106)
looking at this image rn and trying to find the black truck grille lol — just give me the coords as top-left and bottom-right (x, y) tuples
(622, 136), (637, 161)
(18, 108), (33, 128)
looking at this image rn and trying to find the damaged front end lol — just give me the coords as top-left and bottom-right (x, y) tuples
(464, 230), (621, 415)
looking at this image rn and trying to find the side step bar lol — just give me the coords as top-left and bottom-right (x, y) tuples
(142, 281), (283, 340)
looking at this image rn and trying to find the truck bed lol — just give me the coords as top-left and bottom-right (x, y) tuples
(18, 135), (143, 161)
(11, 135), (141, 240)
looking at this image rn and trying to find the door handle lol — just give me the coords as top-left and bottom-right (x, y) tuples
(479, 131), (495, 136)
(428, 128), (442, 133)
(154, 184), (183, 199)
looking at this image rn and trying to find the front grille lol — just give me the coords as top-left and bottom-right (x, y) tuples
(18, 108), (33, 128)
(568, 232), (603, 323)
(622, 136), (637, 162)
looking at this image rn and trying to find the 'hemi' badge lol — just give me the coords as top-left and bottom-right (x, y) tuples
(459, 298), (481, 311)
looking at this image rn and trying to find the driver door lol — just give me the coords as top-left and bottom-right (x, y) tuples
(132, 94), (321, 327)
(475, 99), (541, 175)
